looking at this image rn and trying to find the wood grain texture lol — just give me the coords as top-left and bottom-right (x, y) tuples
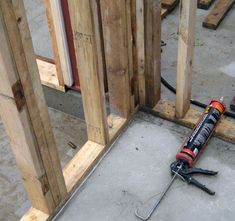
(198, 0), (215, 9)
(20, 110), (135, 221)
(162, 0), (179, 9)
(144, 0), (161, 108)
(100, 0), (131, 118)
(176, 0), (197, 118)
(0, 0), (67, 214)
(152, 100), (235, 144)
(43, 0), (65, 86)
(67, 0), (109, 145)
(20, 208), (49, 221)
(37, 58), (65, 91)
(203, 0), (235, 29)
(44, 0), (73, 86)
(134, 0), (145, 105)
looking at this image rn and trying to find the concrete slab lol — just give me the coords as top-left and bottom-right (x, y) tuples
(55, 112), (235, 221)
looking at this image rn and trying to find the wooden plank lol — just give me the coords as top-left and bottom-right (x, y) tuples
(43, 0), (65, 86)
(36, 58), (65, 92)
(45, 0), (73, 86)
(126, 0), (135, 112)
(63, 141), (105, 192)
(108, 114), (127, 141)
(0, 0), (67, 214)
(144, 0), (161, 108)
(175, 0), (197, 118)
(100, 0), (131, 118)
(148, 100), (235, 144)
(203, 0), (235, 30)
(20, 208), (49, 221)
(198, 0), (215, 9)
(162, 0), (179, 9)
(134, 0), (145, 105)
(67, 0), (109, 145)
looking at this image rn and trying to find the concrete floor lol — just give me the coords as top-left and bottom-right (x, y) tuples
(55, 112), (235, 221)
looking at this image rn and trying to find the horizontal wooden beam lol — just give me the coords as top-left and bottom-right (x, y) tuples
(141, 99), (235, 144)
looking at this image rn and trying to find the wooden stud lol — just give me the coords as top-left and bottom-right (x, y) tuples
(175, 0), (197, 118)
(100, 0), (131, 118)
(0, 0), (67, 214)
(67, 0), (109, 145)
(44, 0), (73, 86)
(43, 0), (65, 87)
(144, 0), (161, 108)
(133, 0), (145, 105)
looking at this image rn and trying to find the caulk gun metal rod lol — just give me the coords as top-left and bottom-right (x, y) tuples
(135, 163), (183, 221)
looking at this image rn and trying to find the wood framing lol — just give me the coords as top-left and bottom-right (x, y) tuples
(0, 0), (67, 214)
(134, 0), (145, 105)
(144, 0), (161, 108)
(141, 99), (235, 144)
(100, 0), (132, 118)
(1, 1), (235, 221)
(175, 0), (197, 118)
(43, 0), (65, 87)
(67, 0), (109, 145)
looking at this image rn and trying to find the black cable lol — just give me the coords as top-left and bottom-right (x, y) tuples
(161, 76), (235, 119)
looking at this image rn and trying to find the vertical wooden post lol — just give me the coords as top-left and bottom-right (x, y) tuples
(43, 0), (66, 87)
(100, 0), (132, 118)
(67, 0), (109, 145)
(144, 0), (161, 108)
(0, 0), (67, 214)
(175, 0), (197, 118)
(134, 0), (145, 105)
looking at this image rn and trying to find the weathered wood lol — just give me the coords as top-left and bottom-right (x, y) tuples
(162, 0), (179, 9)
(0, 0), (67, 214)
(134, 0), (145, 105)
(43, 0), (65, 87)
(150, 100), (235, 144)
(144, 0), (161, 108)
(203, 0), (235, 29)
(126, 0), (135, 111)
(44, 0), (73, 86)
(20, 208), (49, 221)
(198, 0), (215, 9)
(67, 0), (109, 145)
(100, 0), (131, 118)
(176, 0), (197, 118)
(37, 58), (65, 91)
(20, 110), (135, 221)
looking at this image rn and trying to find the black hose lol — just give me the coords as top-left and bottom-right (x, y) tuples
(161, 76), (235, 119)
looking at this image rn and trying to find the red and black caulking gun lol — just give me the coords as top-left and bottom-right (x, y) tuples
(135, 98), (226, 220)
